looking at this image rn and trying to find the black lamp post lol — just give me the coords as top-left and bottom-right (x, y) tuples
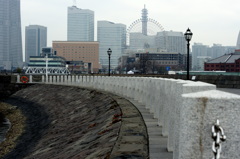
(184, 28), (193, 80)
(107, 48), (112, 76)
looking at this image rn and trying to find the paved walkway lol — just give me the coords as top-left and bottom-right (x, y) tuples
(127, 98), (173, 159)
(217, 88), (240, 95)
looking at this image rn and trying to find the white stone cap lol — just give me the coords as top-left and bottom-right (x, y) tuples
(177, 80), (193, 84)
(182, 90), (240, 99)
(183, 81), (216, 87)
(164, 78), (178, 82)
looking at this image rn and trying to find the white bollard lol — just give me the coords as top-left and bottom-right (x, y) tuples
(59, 75), (63, 84)
(29, 75), (33, 83)
(56, 76), (60, 84)
(76, 75), (79, 85)
(42, 75), (45, 83)
(162, 79), (177, 136)
(64, 76), (68, 85)
(173, 81), (216, 158)
(153, 78), (164, 119)
(53, 76), (56, 84)
(17, 75), (20, 83)
(178, 90), (240, 159)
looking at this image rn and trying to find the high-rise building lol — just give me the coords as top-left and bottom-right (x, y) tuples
(192, 43), (209, 70)
(97, 21), (126, 68)
(67, 6), (94, 41)
(236, 31), (240, 49)
(25, 25), (47, 63)
(0, 0), (23, 70)
(156, 31), (186, 54)
(192, 43), (236, 70)
(209, 44), (226, 59)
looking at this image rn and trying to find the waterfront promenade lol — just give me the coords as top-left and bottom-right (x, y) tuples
(2, 74), (240, 158)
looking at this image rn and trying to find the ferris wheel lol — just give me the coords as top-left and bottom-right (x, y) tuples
(126, 6), (168, 50)
(127, 18), (165, 36)
(126, 18), (168, 50)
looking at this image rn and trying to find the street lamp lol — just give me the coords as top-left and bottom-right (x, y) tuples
(107, 48), (112, 76)
(45, 53), (48, 82)
(184, 28), (193, 80)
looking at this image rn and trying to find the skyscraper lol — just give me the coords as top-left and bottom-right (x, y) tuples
(236, 31), (240, 49)
(67, 6), (94, 41)
(0, 0), (23, 70)
(97, 21), (126, 68)
(25, 25), (47, 63)
(156, 31), (186, 54)
(192, 43), (209, 70)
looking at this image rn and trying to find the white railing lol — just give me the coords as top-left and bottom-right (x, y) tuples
(18, 75), (240, 159)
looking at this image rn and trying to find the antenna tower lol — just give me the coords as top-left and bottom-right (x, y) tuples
(73, 0), (77, 6)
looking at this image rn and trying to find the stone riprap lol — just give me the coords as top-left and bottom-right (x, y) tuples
(15, 75), (240, 159)
(2, 84), (148, 159)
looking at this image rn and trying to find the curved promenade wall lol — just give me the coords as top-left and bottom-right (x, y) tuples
(40, 75), (240, 159)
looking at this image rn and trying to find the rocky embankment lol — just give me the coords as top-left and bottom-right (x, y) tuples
(2, 84), (122, 159)
(1, 84), (148, 159)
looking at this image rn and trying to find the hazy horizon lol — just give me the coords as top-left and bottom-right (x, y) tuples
(21, 0), (240, 52)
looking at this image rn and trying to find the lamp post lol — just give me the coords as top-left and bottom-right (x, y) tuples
(184, 28), (193, 80)
(45, 53), (48, 82)
(107, 48), (112, 76)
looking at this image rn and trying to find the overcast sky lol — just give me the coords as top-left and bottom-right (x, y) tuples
(21, 0), (240, 49)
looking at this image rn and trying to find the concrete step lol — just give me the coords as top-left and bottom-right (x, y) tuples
(126, 98), (173, 159)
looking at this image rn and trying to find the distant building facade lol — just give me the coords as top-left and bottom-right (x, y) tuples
(204, 50), (240, 72)
(196, 56), (211, 71)
(155, 31), (186, 54)
(129, 33), (156, 50)
(118, 51), (187, 74)
(136, 52), (185, 66)
(192, 43), (236, 70)
(192, 43), (209, 70)
(25, 25), (47, 63)
(52, 41), (99, 73)
(28, 56), (67, 68)
(0, 0), (23, 70)
(67, 6), (94, 41)
(97, 21), (126, 68)
(237, 31), (240, 49)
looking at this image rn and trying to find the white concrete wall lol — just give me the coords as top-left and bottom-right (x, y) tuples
(42, 75), (240, 159)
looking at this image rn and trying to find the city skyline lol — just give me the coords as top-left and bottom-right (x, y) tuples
(21, 0), (240, 53)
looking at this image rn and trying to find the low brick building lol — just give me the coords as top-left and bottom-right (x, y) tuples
(205, 50), (240, 72)
(52, 41), (100, 73)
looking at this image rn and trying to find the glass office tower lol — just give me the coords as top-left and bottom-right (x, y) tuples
(0, 0), (23, 70)
(67, 6), (94, 41)
(97, 21), (126, 68)
(25, 25), (47, 63)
